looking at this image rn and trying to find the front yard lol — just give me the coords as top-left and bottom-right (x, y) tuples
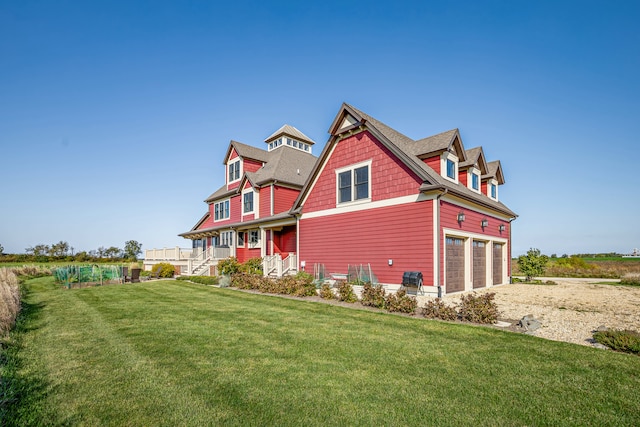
(2, 277), (639, 426)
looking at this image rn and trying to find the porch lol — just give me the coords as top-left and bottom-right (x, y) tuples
(143, 246), (231, 276)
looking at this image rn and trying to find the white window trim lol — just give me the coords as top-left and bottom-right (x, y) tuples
(335, 159), (372, 207)
(242, 188), (257, 217)
(441, 152), (459, 184)
(248, 229), (261, 249)
(467, 167), (481, 194)
(488, 178), (499, 201)
(213, 198), (230, 222)
(227, 159), (242, 184)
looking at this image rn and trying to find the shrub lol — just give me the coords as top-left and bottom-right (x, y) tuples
(593, 329), (640, 355)
(458, 292), (498, 324)
(152, 262), (175, 278)
(517, 248), (549, 281)
(337, 282), (358, 303)
(422, 298), (458, 321)
(0, 268), (21, 336)
(218, 257), (242, 275)
(319, 283), (335, 300)
(360, 283), (386, 309)
(385, 289), (417, 314)
(620, 276), (640, 287)
(241, 257), (263, 275)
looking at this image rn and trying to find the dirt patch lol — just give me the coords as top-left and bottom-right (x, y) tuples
(440, 279), (640, 346)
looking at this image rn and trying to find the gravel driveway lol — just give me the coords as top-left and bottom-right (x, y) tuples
(439, 279), (640, 347)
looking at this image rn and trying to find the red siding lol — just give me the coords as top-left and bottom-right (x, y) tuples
(229, 149), (238, 160)
(273, 225), (296, 254)
(303, 130), (422, 213)
(423, 156), (440, 174)
(299, 202), (433, 285)
(459, 170), (468, 187)
(440, 200), (508, 239)
(236, 247), (261, 263)
(481, 180), (488, 196)
(274, 186), (300, 214)
(244, 158), (263, 173)
(260, 186), (271, 217)
(198, 213), (214, 230)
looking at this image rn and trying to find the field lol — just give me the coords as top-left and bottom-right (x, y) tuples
(2, 277), (639, 426)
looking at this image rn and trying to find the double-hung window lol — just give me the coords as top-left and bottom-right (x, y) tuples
(214, 199), (230, 221)
(337, 161), (371, 205)
(491, 183), (497, 199)
(243, 191), (254, 213)
(228, 160), (240, 182)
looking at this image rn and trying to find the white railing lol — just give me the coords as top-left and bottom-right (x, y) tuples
(282, 253), (297, 275)
(263, 254), (280, 276)
(145, 247), (194, 261)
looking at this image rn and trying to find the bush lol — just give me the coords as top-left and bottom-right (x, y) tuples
(458, 292), (498, 324)
(385, 289), (417, 314)
(593, 329), (640, 355)
(319, 283), (335, 300)
(0, 268), (21, 336)
(422, 298), (458, 321)
(360, 283), (386, 309)
(218, 257), (242, 275)
(620, 276), (640, 287)
(176, 276), (219, 286)
(241, 257), (263, 275)
(152, 263), (175, 278)
(337, 282), (358, 303)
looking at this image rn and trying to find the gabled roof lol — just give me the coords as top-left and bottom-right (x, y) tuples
(295, 103), (515, 218)
(223, 140), (270, 165)
(265, 124), (316, 145)
(460, 146), (488, 174)
(483, 160), (505, 185)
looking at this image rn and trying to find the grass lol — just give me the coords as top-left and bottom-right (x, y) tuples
(2, 277), (640, 426)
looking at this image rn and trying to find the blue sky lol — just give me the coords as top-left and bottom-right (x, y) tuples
(1, 0), (639, 257)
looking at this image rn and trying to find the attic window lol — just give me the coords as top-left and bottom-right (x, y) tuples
(228, 160), (241, 182)
(441, 152), (459, 183)
(446, 159), (455, 179)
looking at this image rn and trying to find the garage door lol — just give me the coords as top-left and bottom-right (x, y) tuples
(446, 237), (465, 293)
(472, 240), (486, 289)
(492, 243), (503, 285)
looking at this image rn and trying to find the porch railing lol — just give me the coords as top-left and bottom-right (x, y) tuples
(144, 247), (194, 261)
(282, 253), (297, 275)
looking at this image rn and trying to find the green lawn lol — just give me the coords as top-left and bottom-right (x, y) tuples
(3, 277), (640, 426)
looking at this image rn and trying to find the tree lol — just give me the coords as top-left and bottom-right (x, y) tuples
(26, 244), (50, 256)
(49, 241), (70, 257)
(104, 246), (122, 259)
(517, 248), (549, 282)
(124, 240), (142, 261)
(0, 243), (3, 255)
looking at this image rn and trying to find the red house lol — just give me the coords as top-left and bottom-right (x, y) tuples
(178, 125), (318, 276)
(294, 103), (516, 295)
(149, 103), (516, 294)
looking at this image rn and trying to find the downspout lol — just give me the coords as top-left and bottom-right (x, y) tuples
(435, 188), (448, 298)
(508, 217), (516, 283)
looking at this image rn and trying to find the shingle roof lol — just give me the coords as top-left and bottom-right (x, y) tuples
(484, 160), (505, 184)
(265, 124), (316, 145)
(297, 103), (516, 218)
(226, 140), (270, 164)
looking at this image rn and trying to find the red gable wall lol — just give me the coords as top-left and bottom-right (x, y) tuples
(303, 130), (422, 213)
(274, 186), (300, 215)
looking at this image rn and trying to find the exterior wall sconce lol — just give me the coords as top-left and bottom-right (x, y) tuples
(457, 212), (466, 222)
(481, 219), (489, 228)
(498, 224), (506, 232)
(388, 259), (393, 266)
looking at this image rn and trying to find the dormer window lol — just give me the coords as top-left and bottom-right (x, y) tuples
(487, 178), (499, 201)
(228, 160), (241, 183)
(472, 173), (479, 190)
(467, 167), (481, 193)
(441, 152), (459, 183)
(491, 183), (497, 199)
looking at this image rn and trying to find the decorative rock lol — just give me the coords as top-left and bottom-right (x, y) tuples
(518, 315), (542, 332)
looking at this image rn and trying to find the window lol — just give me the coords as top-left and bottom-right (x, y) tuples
(248, 230), (260, 248)
(228, 160), (240, 182)
(243, 191), (254, 213)
(337, 162), (370, 204)
(214, 200), (230, 221)
(491, 183), (497, 199)
(446, 159), (456, 179)
(472, 173), (479, 190)
(237, 232), (245, 247)
(218, 231), (233, 247)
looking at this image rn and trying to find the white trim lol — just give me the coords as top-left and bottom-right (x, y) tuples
(488, 179), (499, 201)
(227, 159), (242, 185)
(213, 198), (231, 222)
(433, 198), (439, 290)
(301, 193), (433, 220)
(242, 187), (258, 218)
(467, 167), (481, 193)
(441, 194), (512, 221)
(335, 159), (372, 206)
(441, 152), (459, 184)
